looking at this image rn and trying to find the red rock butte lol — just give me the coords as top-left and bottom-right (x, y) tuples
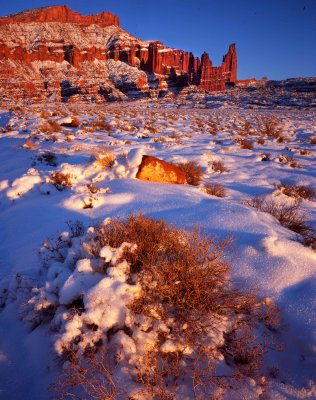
(0, 5), (238, 103)
(0, 5), (120, 27)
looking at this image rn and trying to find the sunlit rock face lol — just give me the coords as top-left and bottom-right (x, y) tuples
(136, 156), (186, 184)
(0, 5), (237, 104)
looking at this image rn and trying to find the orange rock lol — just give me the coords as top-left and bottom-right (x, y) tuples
(136, 156), (186, 184)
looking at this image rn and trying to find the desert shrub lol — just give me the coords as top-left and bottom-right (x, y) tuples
(65, 135), (73, 143)
(212, 160), (228, 173)
(82, 198), (94, 209)
(51, 350), (120, 400)
(20, 214), (283, 399)
(236, 138), (254, 150)
(44, 134), (58, 142)
(243, 196), (315, 246)
(92, 148), (116, 169)
(40, 110), (51, 119)
(208, 122), (218, 135)
(40, 119), (61, 133)
(34, 151), (57, 166)
(204, 183), (226, 198)
(260, 118), (282, 138)
(278, 154), (301, 168)
(91, 119), (112, 131)
(275, 183), (316, 201)
(240, 120), (253, 135)
(66, 220), (84, 238)
(87, 183), (101, 194)
(260, 152), (271, 162)
(23, 138), (38, 150)
(48, 215), (279, 398)
(152, 136), (167, 143)
(144, 123), (157, 133)
(176, 161), (203, 186)
(289, 160), (301, 169)
(70, 116), (80, 128)
(309, 136), (316, 145)
(257, 138), (265, 145)
(50, 171), (73, 191)
(168, 133), (181, 142)
(276, 135), (285, 143)
(300, 149), (310, 156)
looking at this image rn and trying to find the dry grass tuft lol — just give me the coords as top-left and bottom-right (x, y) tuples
(50, 171), (73, 191)
(236, 138), (254, 150)
(92, 148), (116, 169)
(278, 154), (301, 168)
(260, 152), (271, 162)
(176, 161), (203, 186)
(260, 118), (282, 139)
(309, 136), (316, 145)
(212, 160), (229, 173)
(40, 110), (51, 119)
(275, 183), (316, 201)
(87, 183), (101, 194)
(34, 151), (57, 167)
(91, 119), (113, 131)
(243, 196), (315, 246)
(203, 183), (226, 197)
(40, 119), (61, 133)
(23, 138), (38, 150)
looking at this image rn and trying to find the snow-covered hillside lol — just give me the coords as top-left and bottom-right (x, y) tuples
(0, 101), (315, 399)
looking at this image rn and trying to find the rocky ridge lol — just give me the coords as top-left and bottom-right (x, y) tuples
(0, 5), (237, 104)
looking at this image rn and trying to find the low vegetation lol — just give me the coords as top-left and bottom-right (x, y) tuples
(212, 160), (228, 173)
(50, 171), (73, 191)
(40, 119), (61, 133)
(243, 196), (315, 247)
(203, 182), (226, 197)
(47, 214), (281, 399)
(176, 161), (203, 186)
(92, 148), (116, 169)
(275, 183), (316, 201)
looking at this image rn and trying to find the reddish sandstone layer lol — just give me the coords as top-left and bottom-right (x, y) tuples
(0, 5), (119, 27)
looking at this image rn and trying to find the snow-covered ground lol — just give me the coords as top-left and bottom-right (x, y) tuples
(0, 101), (315, 399)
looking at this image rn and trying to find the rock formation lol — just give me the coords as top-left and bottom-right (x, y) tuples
(136, 156), (186, 185)
(0, 5), (238, 104)
(0, 5), (119, 27)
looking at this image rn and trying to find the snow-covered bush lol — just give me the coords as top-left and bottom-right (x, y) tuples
(14, 214), (281, 399)
(91, 148), (116, 170)
(50, 171), (73, 191)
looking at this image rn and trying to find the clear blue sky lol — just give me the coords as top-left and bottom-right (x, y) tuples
(1, 0), (315, 80)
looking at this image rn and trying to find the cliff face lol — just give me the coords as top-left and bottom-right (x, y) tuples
(0, 6), (237, 103)
(0, 5), (120, 27)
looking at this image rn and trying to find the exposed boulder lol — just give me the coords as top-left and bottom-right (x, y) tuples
(136, 156), (186, 184)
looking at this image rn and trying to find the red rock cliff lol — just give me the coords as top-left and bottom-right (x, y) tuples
(0, 5), (237, 103)
(0, 5), (119, 27)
